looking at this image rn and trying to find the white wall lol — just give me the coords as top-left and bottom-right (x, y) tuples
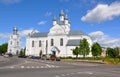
(47, 35), (68, 57)
(26, 34), (93, 57)
(7, 34), (21, 55)
(26, 37), (47, 56)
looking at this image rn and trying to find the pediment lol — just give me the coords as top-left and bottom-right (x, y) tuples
(49, 24), (65, 35)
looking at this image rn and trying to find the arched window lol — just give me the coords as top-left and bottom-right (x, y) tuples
(51, 39), (54, 46)
(11, 36), (13, 39)
(60, 38), (63, 46)
(17, 41), (19, 45)
(10, 49), (12, 52)
(16, 50), (19, 55)
(39, 40), (41, 47)
(10, 41), (12, 45)
(32, 41), (34, 47)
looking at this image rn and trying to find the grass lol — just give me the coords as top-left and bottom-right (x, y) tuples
(61, 57), (120, 65)
(60, 57), (103, 60)
(104, 57), (120, 64)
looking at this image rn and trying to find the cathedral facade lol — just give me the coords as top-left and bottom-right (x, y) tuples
(26, 10), (92, 57)
(7, 27), (21, 55)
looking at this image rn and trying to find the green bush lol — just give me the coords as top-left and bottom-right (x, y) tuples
(104, 57), (113, 62)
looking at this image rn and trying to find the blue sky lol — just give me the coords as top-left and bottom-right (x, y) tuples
(0, 0), (120, 47)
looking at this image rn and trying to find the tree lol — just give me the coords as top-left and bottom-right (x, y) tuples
(106, 47), (119, 58)
(0, 43), (8, 54)
(115, 47), (120, 62)
(91, 42), (102, 58)
(0, 45), (2, 54)
(19, 49), (25, 56)
(72, 47), (79, 58)
(117, 55), (120, 62)
(23, 47), (26, 56)
(106, 47), (120, 63)
(19, 50), (23, 56)
(39, 50), (42, 58)
(79, 38), (90, 58)
(114, 47), (120, 58)
(114, 47), (120, 55)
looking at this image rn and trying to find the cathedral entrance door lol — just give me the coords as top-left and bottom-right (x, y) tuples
(51, 46), (60, 55)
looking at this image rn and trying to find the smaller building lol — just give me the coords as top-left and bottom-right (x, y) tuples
(101, 47), (107, 57)
(7, 27), (21, 55)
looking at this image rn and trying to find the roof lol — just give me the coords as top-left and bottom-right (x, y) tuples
(29, 30), (88, 38)
(66, 39), (80, 46)
(60, 10), (64, 16)
(30, 32), (48, 38)
(68, 30), (87, 36)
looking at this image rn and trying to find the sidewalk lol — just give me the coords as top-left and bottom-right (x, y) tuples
(62, 59), (105, 64)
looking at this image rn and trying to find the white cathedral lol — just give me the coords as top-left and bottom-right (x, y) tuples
(25, 10), (93, 57)
(7, 27), (21, 55)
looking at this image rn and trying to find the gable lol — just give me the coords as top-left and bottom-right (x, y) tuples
(49, 24), (65, 35)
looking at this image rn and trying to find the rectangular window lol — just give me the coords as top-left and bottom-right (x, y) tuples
(51, 39), (54, 46)
(60, 38), (63, 46)
(39, 40), (41, 47)
(32, 41), (34, 47)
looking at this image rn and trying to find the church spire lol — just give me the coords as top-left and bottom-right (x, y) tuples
(13, 26), (18, 35)
(53, 16), (57, 25)
(59, 10), (64, 16)
(53, 16), (57, 21)
(59, 10), (64, 21)
(8, 26), (21, 55)
(65, 14), (69, 20)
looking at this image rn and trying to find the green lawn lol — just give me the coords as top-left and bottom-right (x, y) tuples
(104, 57), (120, 64)
(61, 57), (120, 65)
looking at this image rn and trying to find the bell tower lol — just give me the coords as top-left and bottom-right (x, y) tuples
(7, 26), (21, 55)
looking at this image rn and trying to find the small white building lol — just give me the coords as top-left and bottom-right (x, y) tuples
(7, 27), (21, 55)
(26, 10), (92, 57)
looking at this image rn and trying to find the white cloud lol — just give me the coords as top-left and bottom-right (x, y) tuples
(89, 31), (120, 48)
(0, 0), (22, 5)
(19, 29), (39, 37)
(45, 12), (52, 17)
(38, 21), (47, 26)
(0, 33), (10, 39)
(89, 31), (104, 38)
(81, 2), (120, 23)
